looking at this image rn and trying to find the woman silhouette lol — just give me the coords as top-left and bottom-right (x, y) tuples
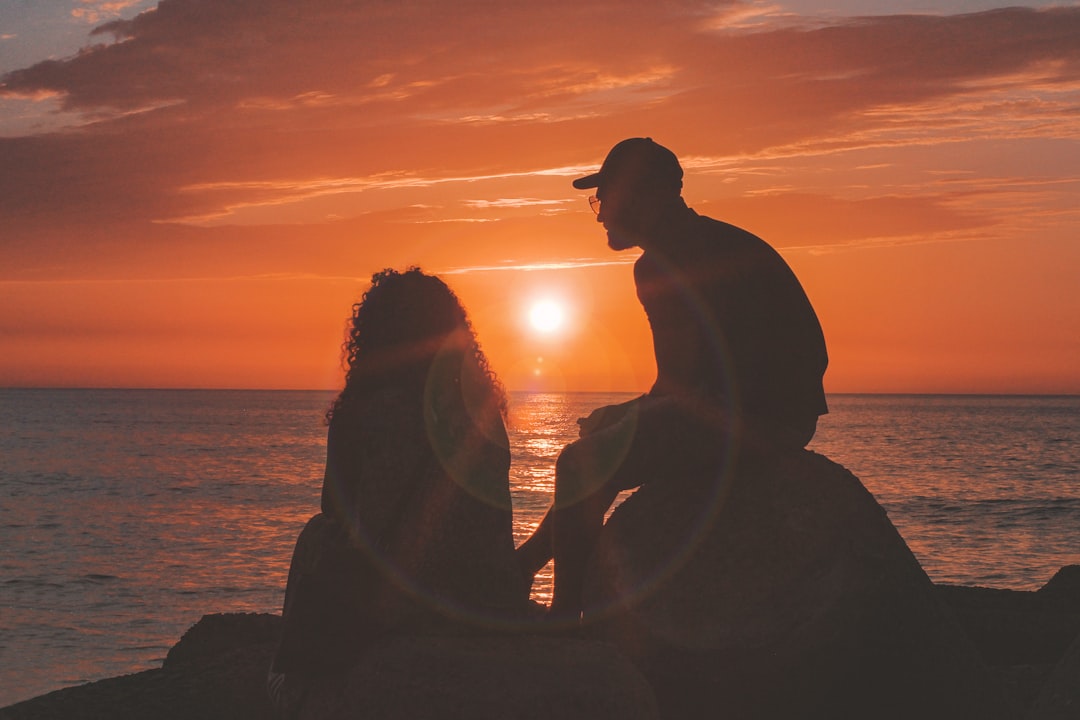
(269, 268), (530, 718)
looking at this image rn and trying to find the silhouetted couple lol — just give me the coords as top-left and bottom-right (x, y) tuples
(269, 138), (827, 717)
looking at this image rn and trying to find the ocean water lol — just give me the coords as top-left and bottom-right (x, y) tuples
(1, 389), (1077, 707)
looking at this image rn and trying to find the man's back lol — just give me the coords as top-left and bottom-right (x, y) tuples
(634, 209), (828, 432)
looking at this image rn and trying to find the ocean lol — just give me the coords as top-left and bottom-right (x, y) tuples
(1, 389), (1077, 707)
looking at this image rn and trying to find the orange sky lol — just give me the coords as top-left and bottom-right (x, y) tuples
(1, 1), (1078, 393)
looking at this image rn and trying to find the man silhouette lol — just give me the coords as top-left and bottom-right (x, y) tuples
(517, 137), (828, 618)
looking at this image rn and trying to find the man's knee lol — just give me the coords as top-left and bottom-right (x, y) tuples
(554, 439), (626, 510)
(554, 442), (595, 507)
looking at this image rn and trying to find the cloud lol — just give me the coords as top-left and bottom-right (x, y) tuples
(72, 1), (148, 25)
(4, 4), (1077, 126)
(0, 0), (683, 113)
(440, 257), (638, 275)
(702, 1), (807, 32)
(0, 271), (364, 287)
(0, 1), (1077, 252)
(462, 198), (571, 209)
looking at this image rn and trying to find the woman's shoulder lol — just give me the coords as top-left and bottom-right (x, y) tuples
(291, 513), (356, 572)
(298, 512), (340, 539)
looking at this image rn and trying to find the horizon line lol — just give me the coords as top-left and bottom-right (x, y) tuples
(0, 386), (1076, 398)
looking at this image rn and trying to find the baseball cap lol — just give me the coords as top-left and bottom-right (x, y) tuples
(572, 137), (683, 191)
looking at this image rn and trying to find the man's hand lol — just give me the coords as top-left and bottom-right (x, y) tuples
(576, 396), (643, 438)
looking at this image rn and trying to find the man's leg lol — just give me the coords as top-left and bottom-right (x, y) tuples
(514, 434), (626, 617)
(516, 399), (643, 589)
(546, 396), (701, 617)
(547, 442), (623, 618)
(517, 395), (728, 617)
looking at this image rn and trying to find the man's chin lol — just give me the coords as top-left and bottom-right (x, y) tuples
(606, 230), (637, 251)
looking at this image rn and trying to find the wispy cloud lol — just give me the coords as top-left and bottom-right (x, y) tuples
(72, 0), (147, 25)
(463, 198), (571, 209)
(0, 272), (367, 287)
(440, 257), (638, 275)
(701, 1), (806, 32)
(789, 227), (1000, 256)
(163, 167), (593, 224)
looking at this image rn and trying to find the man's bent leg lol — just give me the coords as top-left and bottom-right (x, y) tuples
(548, 442), (622, 618)
(517, 399), (643, 600)
(520, 395), (722, 616)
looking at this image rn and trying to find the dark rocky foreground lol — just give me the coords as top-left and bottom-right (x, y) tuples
(583, 451), (1080, 719)
(0, 616), (659, 720)
(3, 452), (1078, 720)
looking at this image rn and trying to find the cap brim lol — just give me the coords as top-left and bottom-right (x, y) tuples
(572, 173), (601, 190)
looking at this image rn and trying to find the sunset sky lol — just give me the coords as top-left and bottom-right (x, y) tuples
(1, 0), (1077, 393)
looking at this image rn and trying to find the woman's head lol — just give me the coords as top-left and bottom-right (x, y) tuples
(330, 267), (504, 419)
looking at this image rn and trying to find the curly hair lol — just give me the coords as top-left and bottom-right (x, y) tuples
(329, 267), (506, 420)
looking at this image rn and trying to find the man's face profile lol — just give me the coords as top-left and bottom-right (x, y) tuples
(596, 180), (652, 251)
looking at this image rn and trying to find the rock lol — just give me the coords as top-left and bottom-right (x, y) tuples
(935, 567), (1080, 712)
(0, 645), (278, 720)
(0, 616), (657, 720)
(0, 614), (281, 720)
(1038, 565), (1080, 602)
(3, 556), (1076, 718)
(936, 584), (1080, 667)
(165, 612), (282, 669)
(583, 449), (1019, 720)
(1027, 629), (1080, 720)
(332, 634), (658, 720)
(936, 585), (1074, 711)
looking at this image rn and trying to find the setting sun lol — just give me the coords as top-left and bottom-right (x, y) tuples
(528, 299), (566, 335)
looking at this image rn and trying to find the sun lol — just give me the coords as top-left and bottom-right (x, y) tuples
(529, 299), (565, 334)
